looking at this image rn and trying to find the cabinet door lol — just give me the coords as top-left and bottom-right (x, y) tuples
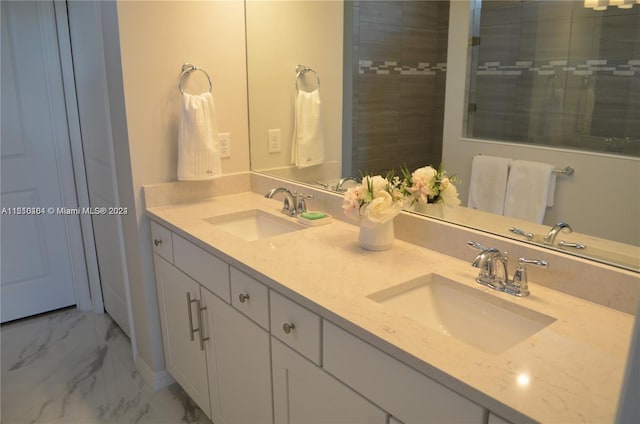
(153, 254), (211, 417)
(202, 288), (273, 424)
(271, 338), (387, 424)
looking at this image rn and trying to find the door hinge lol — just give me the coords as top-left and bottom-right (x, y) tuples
(468, 103), (477, 113)
(470, 36), (481, 46)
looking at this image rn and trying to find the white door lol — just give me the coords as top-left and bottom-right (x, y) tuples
(66, 1), (130, 336)
(271, 337), (387, 424)
(0, 1), (85, 322)
(153, 255), (211, 417)
(203, 288), (273, 424)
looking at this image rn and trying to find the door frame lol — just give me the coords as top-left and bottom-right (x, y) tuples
(55, 0), (137, 356)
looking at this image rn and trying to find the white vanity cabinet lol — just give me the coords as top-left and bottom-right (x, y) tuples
(153, 254), (211, 416)
(152, 225), (272, 422)
(150, 220), (502, 424)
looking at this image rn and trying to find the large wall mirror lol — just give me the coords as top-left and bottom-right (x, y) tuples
(247, 0), (639, 272)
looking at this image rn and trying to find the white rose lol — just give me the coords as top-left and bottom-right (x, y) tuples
(412, 166), (437, 186)
(439, 183), (461, 207)
(362, 175), (388, 196)
(365, 190), (402, 223)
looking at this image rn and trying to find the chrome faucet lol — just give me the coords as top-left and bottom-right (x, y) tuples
(335, 176), (360, 192)
(468, 241), (508, 291)
(265, 188), (313, 216)
(468, 241), (548, 297)
(265, 188), (297, 216)
(544, 221), (572, 246)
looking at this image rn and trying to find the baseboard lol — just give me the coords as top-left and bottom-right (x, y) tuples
(135, 354), (175, 391)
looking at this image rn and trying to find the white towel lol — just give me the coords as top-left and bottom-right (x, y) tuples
(177, 92), (221, 181)
(291, 89), (325, 168)
(467, 155), (512, 215)
(503, 160), (556, 224)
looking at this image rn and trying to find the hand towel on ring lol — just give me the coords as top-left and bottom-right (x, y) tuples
(177, 92), (222, 180)
(291, 89), (325, 168)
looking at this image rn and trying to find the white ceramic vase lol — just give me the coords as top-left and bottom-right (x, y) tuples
(359, 217), (394, 251)
(413, 201), (445, 219)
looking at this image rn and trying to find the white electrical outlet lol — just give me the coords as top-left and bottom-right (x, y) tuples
(219, 132), (231, 158)
(268, 129), (281, 153)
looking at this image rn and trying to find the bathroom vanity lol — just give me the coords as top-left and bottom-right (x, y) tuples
(145, 175), (636, 423)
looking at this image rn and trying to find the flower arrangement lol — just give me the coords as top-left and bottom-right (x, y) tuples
(401, 164), (461, 207)
(342, 174), (404, 223)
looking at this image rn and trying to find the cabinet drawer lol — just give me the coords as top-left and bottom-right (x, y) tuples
(270, 290), (321, 365)
(230, 267), (269, 330)
(323, 321), (485, 424)
(150, 221), (174, 263)
(173, 234), (230, 302)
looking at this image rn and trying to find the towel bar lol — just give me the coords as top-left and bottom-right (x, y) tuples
(295, 65), (320, 92)
(178, 63), (213, 95)
(554, 166), (574, 176)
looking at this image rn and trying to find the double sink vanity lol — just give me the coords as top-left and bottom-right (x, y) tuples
(144, 173), (636, 424)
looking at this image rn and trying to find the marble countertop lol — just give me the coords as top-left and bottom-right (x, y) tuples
(147, 192), (634, 423)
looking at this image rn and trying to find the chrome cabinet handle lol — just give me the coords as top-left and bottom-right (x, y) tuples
(154, 239), (162, 247)
(186, 292), (197, 341)
(238, 293), (250, 303)
(283, 322), (295, 334)
(195, 299), (209, 351)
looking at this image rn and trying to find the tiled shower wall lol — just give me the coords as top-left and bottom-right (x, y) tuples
(350, 0), (450, 175)
(469, 0), (640, 156)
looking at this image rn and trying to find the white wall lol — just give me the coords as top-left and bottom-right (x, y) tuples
(442, 1), (640, 246)
(246, 0), (343, 180)
(101, 0), (249, 380)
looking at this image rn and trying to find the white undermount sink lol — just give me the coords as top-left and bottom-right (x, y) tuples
(368, 273), (555, 354)
(204, 209), (304, 241)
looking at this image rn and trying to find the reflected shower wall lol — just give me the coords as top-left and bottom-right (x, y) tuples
(349, 0), (450, 176)
(467, 0), (640, 156)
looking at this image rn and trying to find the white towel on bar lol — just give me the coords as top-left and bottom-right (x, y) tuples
(291, 89), (325, 168)
(503, 160), (556, 224)
(177, 92), (221, 181)
(467, 155), (512, 215)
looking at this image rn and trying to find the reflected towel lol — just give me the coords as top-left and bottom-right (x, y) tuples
(178, 92), (221, 181)
(504, 160), (556, 224)
(291, 89), (325, 168)
(467, 155), (512, 215)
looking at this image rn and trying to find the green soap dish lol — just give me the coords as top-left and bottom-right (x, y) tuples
(297, 211), (332, 227)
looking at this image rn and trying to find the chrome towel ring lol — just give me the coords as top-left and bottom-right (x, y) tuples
(295, 65), (320, 92)
(178, 63), (213, 95)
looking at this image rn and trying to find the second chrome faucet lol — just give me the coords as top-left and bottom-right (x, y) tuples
(468, 241), (548, 297)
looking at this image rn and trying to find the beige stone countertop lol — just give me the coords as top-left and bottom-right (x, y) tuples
(147, 192), (634, 424)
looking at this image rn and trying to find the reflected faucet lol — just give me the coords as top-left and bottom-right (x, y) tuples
(544, 221), (572, 246)
(335, 176), (360, 192)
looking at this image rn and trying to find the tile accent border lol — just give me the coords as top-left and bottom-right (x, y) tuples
(476, 59), (639, 77)
(359, 60), (447, 75)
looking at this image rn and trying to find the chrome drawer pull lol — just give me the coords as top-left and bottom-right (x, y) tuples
(283, 322), (295, 334)
(238, 293), (250, 303)
(195, 299), (209, 351)
(186, 292), (198, 342)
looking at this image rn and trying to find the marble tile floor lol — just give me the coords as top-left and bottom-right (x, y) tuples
(1, 308), (212, 424)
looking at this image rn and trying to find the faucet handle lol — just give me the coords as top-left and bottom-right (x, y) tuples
(468, 240), (488, 251)
(296, 193), (314, 214)
(509, 257), (549, 297)
(509, 227), (534, 240)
